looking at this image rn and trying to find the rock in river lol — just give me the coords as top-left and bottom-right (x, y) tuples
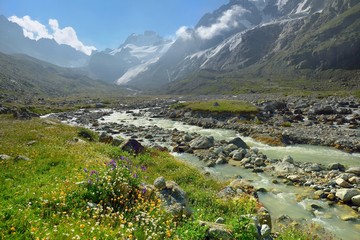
(336, 189), (360, 203)
(189, 136), (214, 149)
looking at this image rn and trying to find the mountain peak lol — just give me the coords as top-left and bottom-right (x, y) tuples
(120, 31), (168, 48)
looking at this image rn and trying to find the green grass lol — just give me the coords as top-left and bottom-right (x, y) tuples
(0, 115), (325, 239)
(174, 100), (259, 114)
(0, 115), (258, 239)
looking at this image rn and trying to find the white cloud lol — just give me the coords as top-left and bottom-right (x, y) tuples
(195, 5), (249, 40)
(8, 15), (96, 55)
(9, 15), (52, 40)
(48, 19), (96, 55)
(176, 26), (193, 41)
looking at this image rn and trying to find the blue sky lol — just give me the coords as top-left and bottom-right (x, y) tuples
(0, 0), (229, 52)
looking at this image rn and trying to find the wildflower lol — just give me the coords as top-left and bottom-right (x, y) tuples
(10, 226), (16, 232)
(80, 224), (85, 229)
(141, 165), (147, 171)
(84, 167), (88, 173)
(133, 173), (138, 178)
(90, 170), (98, 176)
(108, 159), (117, 169)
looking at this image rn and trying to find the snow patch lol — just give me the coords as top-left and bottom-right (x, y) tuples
(116, 57), (159, 85)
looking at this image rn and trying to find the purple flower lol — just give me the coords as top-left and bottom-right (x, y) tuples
(141, 165), (147, 172)
(133, 173), (138, 178)
(108, 159), (117, 169)
(142, 188), (147, 194)
(90, 170), (98, 176)
(84, 167), (88, 173)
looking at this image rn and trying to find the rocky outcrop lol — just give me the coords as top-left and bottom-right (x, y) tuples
(153, 177), (192, 218)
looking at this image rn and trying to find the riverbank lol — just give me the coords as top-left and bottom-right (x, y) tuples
(43, 97), (360, 239)
(2, 114), (332, 239)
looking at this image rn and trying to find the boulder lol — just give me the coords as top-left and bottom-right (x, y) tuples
(199, 221), (233, 240)
(335, 178), (352, 188)
(287, 175), (301, 182)
(348, 176), (360, 184)
(189, 136), (214, 149)
(282, 155), (294, 164)
(154, 177), (166, 190)
(346, 167), (360, 176)
(336, 189), (360, 203)
(232, 151), (244, 161)
(121, 139), (145, 154)
(158, 180), (191, 218)
(254, 158), (264, 167)
(328, 163), (345, 171)
(261, 224), (271, 238)
(258, 207), (272, 229)
(351, 195), (360, 206)
(228, 137), (248, 149)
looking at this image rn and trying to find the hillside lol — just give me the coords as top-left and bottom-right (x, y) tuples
(0, 52), (125, 98)
(119, 0), (360, 94)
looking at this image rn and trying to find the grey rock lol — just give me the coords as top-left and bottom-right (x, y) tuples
(189, 136), (214, 149)
(26, 140), (37, 146)
(261, 224), (271, 238)
(232, 151), (244, 161)
(224, 143), (238, 152)
(282, 155), (294, 164)
(351, 195), (360, 206)
(217, 186), (236, 199)
(121, 139), (145, 154)
(0, 154), (11, 160)
(199, 221), (233, 240)
(154, 177), (166, 190)
(335, 178), (352, 188)
(348, 176), (360, 184)
(14, 155), (31, 161)
(346, 167), (360, 176)
(258, 207), (272, 229)
(254, 158), (264, 167)
(328, 163), (346, 171)
(159, 180), (191, 218)
(228, 137), (248, 149)
(336, 189), (360, 203)
(287, 175), (301, 182)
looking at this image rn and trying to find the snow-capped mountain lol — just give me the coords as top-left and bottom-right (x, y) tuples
(119, 0), (359, 92)
(87, 31), (173, 83)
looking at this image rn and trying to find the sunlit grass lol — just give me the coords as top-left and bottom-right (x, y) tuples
(0, 114), (319, 239)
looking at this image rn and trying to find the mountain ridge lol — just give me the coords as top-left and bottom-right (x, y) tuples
(119, 0), (360, 94)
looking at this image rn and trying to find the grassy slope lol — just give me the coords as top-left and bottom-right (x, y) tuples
(0, 115), (256, 239)
(0, 52), (127, 98)
(0, 115), (328, 239)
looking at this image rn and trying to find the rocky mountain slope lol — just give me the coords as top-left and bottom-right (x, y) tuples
(0, 15), (89, 68)
(87, 31), (173, 83)
(119, 0), (360, 93)
(0, 52), (123, 98)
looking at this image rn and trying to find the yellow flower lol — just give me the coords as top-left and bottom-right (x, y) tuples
(31, 227), (36, 232)
(10, 226), (16, 232)
(80, 224), (85, 229)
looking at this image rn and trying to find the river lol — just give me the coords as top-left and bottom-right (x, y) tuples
(99, 109), (360, 240)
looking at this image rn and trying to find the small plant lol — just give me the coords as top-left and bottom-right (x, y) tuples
(78, 127), (98, 141)
(282, 121), (292, 127)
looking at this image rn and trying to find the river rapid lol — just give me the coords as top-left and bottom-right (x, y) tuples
(97, 109), (360, 240)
